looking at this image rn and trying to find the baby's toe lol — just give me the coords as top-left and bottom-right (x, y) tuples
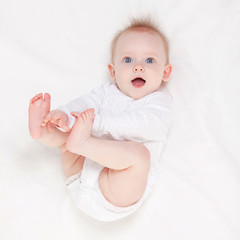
(44, 93), (51, 102)
(71, 112), (81, 118)
(86, 110), (95, 120)
(30, 93), (43, 104)
(80, 112), (87, 121)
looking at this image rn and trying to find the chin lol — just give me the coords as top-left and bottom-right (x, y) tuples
(131, 92), (147, 100)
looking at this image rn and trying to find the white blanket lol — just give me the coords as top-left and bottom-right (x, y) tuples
(1, 0), (240, 239)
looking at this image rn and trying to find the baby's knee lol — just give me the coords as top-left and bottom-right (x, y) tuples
(132, 142), (150, 168)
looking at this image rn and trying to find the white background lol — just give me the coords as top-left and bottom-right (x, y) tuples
(0, 0), (240, 239)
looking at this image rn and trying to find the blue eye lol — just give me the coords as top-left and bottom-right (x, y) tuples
(124, 57), (132, 63)
(146, 58), (154, 63)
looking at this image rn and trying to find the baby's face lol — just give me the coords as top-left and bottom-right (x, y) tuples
(108, 30), (172, 100)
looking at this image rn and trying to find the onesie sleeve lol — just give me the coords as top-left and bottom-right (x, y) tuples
(96, 92), (173, 142)
(57, 84), (105, 129)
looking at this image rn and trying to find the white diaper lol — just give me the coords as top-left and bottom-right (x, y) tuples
(65, 157), (155, 222)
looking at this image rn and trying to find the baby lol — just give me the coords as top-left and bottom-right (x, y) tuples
(28, 17), (173, 222)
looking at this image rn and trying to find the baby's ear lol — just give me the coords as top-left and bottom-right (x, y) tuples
(162, 64), (172, 82)
(108, 64), (116, 81)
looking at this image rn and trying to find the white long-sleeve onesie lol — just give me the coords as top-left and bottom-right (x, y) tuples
(57, 81), (173, 187)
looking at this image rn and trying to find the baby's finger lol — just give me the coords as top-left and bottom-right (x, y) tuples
(58, 119), (69, 131)
(54, 118), (61, 126)
(49, 115), (61, 125)
(46, 122), (52, 132)
(41, 117), (51, 126)
(41, 122), (47, 127)
(42, 112), (54, 124)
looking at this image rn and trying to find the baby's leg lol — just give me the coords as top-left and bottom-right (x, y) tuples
(29, 93), (85, 177)
(28, 93), (68, 147)
(66, 109), (150, 207)
(60, 144), (85, 178)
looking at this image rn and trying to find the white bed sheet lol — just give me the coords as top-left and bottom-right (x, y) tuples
(0, 0), (240, 239)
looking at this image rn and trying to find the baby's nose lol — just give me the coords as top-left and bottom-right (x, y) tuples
(133, 65), (144, 73)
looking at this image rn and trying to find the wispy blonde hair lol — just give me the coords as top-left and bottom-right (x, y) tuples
(110, 16), (169, 64)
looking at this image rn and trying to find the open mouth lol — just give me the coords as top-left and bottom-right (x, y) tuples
(131, 77), (146, 88)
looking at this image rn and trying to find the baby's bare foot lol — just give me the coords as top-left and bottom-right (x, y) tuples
(67, 109), (95, 152)
(28, 93), (51, 139)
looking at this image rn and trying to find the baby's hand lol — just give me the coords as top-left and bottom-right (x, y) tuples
(42, 110), (71, 132)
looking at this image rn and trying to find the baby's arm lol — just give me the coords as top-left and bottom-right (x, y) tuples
(94, 93), (172, 142)
(42, 110), (71, 132)
(57, 84), (104, 129)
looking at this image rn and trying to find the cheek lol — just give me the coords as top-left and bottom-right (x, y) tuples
(118, 63), (129, 71)
(153, 66), (164, 76)
(147, 66), (162, 75)
(115, 65), (130, 78)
